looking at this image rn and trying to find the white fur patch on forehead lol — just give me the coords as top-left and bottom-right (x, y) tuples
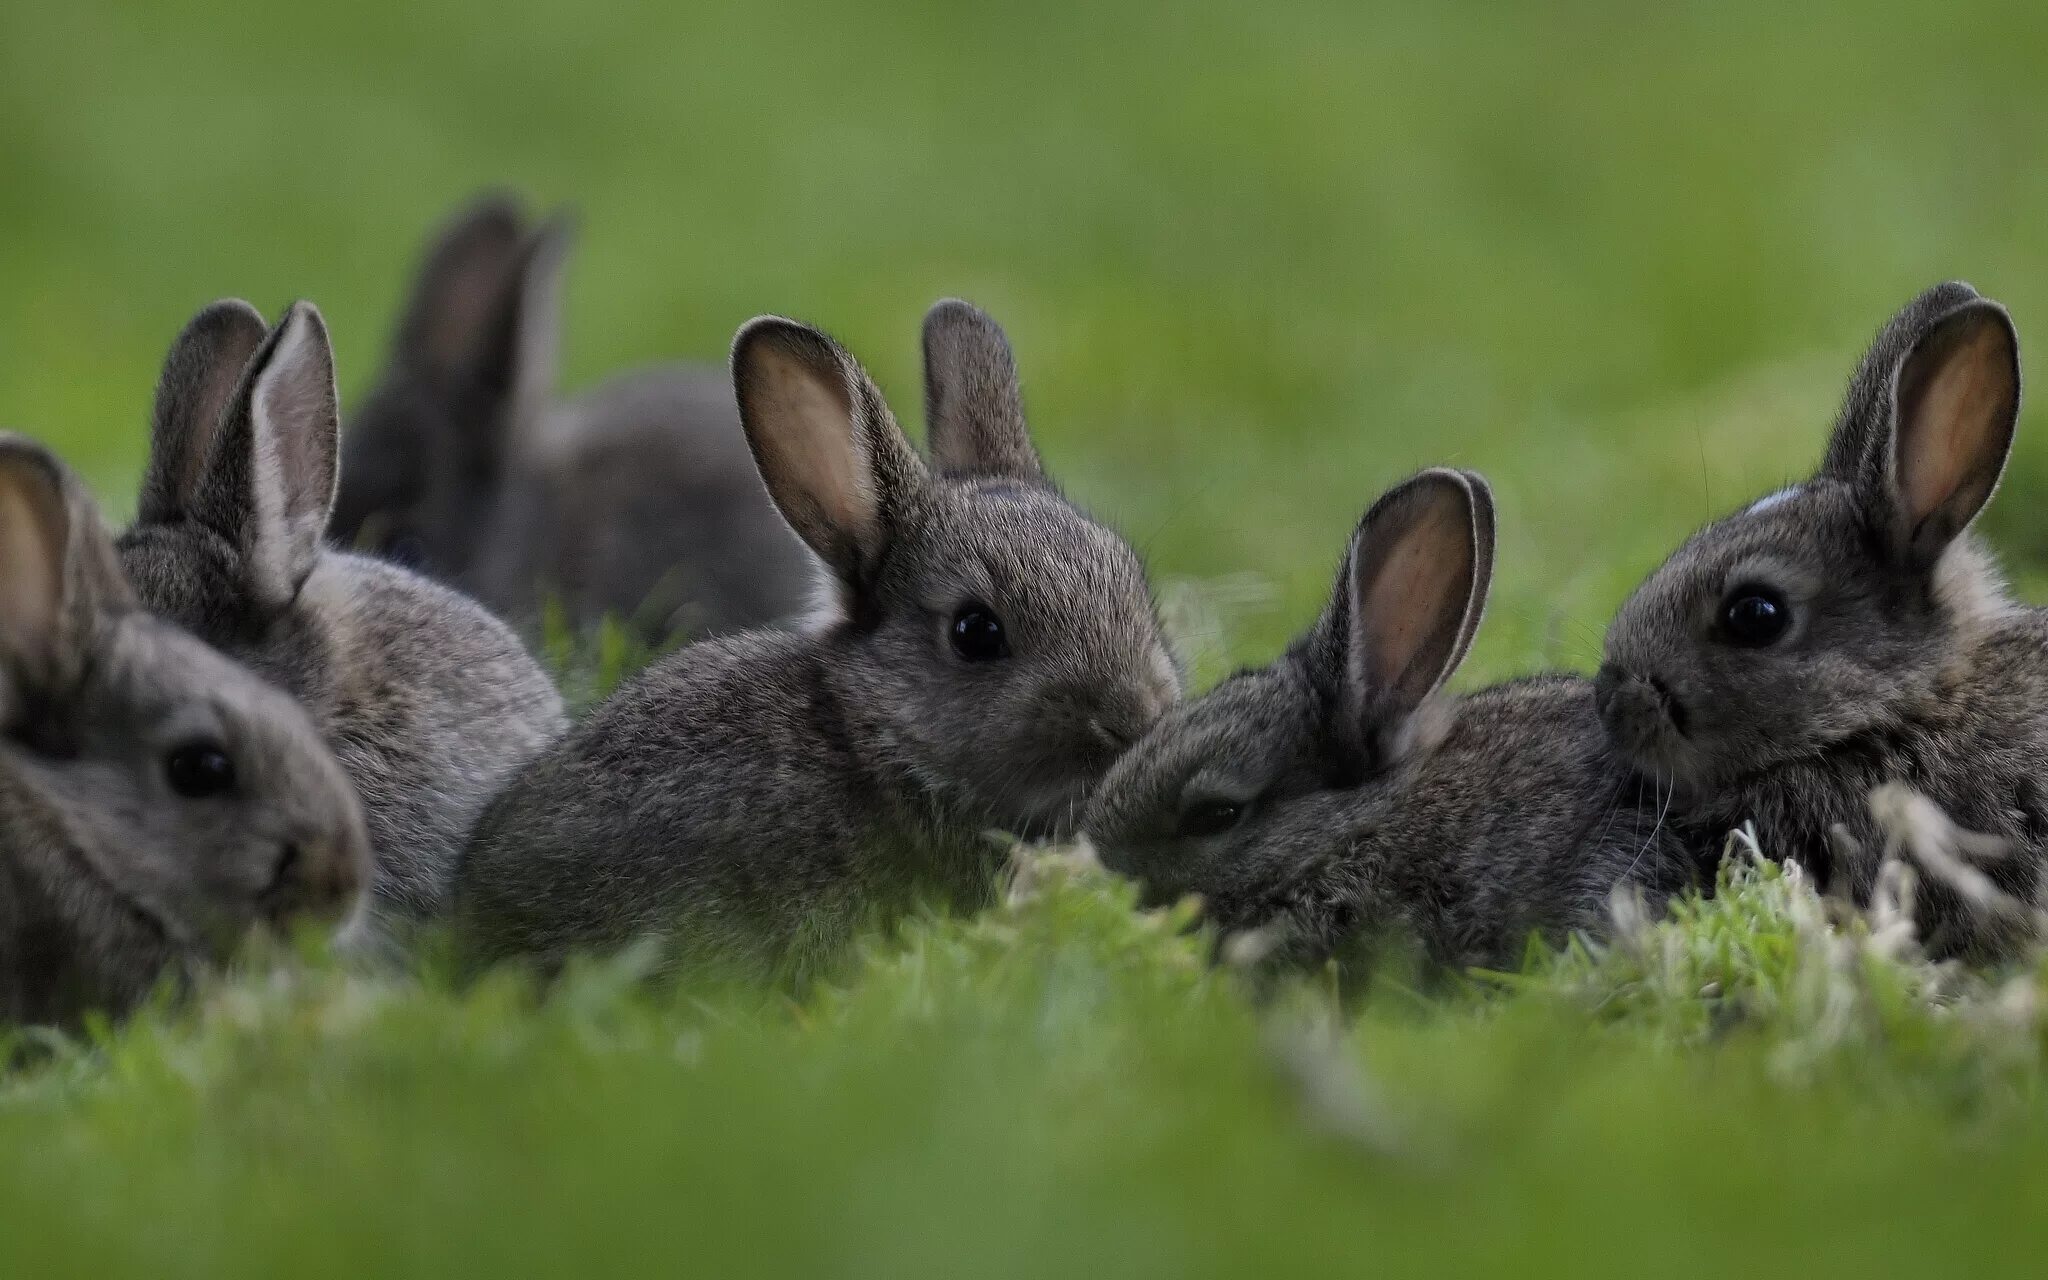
(1744, 486), (1802, 516)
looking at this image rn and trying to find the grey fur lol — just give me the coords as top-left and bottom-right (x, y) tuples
(454, 302), (1181, 980)
(117, 301), (567, 930)
(1597, 281), (2040, 958)
(1085, 470), (1697, 975)
(331, 193), (814, 642)
(0, 436), (367, 1025)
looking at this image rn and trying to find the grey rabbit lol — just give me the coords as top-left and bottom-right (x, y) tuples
(330, 193), (815, 642)
(116, 299), (568, 930)
(0, 435), (368, 1025)
(1597, 281), (2048, 959)
(1084, 468), (1698, 975)
(455, 300), (1183, 980)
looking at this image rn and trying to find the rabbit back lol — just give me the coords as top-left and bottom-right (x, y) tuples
(471, 364), (816, 640)
(457, 629), (999, 979)
(300, 550), (566, 917)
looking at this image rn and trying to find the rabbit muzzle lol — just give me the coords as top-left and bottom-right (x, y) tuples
(1594, 663), (1692, 776)
(256, 829), (369, 929)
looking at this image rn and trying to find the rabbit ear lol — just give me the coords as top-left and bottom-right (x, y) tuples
(1332, 468), (1494, 764)
(138, 300), (269, 525)
(1877, 299), (2021, 567)
(1819, 281), (1985, 485)
(196, 303), (342, 610)
(921, 299), (1043, 481)
(494, 211), (574, 451)
(733, 317), (927, 590)
(0, 436), (134, 711)
(395, 193), (531, 380)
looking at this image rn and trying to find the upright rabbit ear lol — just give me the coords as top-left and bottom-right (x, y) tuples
(1878, 298), (2021, 567)
(0, 436), (134, 712)
(733, 317), (927, 594)
(394, 193), (531, 380)
(1330, 468), (1494, 768)
(137, 300), (269, 525)
(1819, 281), (1986, 485)
(495, 211), (574, 450)
(921, 299), (1043, 481)
(195, 303), (342, 610)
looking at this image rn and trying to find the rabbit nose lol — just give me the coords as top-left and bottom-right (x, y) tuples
(263, 834), (366, 924)
(1088, 715), (1136, 752)
(1595, 665), (1687, 741)
(1089, 684), (1169, 753)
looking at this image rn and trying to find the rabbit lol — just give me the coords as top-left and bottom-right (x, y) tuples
(0, 435), (368, 1025)
(330, 193), (815, 643)
(1595, 280), (2048, 959)
(115, 299), (568, 931)
(454, 300), (1183, 981)
(1083, 468), (1699, 976)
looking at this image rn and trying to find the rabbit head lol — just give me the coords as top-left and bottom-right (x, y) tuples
(1084, 469), (1494, 939)
(732, 300), (1181, 839)
(331, 194), (566, 574)
(0, 436), (367, 1020)
(1597, 282), (2022, 795)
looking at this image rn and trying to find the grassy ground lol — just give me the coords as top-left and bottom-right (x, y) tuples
(6, 0), (2048, 1273)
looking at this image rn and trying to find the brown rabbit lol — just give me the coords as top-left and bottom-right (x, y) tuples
(1596, 282), (2046, 958)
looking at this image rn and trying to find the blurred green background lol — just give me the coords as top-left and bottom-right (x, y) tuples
(10, 0), (2048, 679)
(8, 3), (2048, 1276)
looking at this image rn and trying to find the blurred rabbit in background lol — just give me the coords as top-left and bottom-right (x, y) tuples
(331, 194), (817, 645)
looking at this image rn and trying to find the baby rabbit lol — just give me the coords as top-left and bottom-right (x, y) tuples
(1597, 281), (2046, 958)
(0, 436), (368, 1025)
(330, 194), (815, 642)
(456, 300), (1182, 980)
(117, 300), (568, 929)
(1085, 469), (1697, 975)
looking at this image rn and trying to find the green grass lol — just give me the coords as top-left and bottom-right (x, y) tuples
(8, 0), (2048, 1273)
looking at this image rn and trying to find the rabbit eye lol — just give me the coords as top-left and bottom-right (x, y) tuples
(1176, 798), (1244, 839)
(1719, 585), (1790, 648)
(165, 741), (238, 799)
(950, 604), (1010, 661)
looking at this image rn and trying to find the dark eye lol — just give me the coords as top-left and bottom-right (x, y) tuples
(1175, 798), (1244, 839)
(1719, 584), (1790, 648)
(950, 604), (1009, 661)
(165, 741), (237, 799)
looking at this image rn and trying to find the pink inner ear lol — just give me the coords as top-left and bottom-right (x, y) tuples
(744, 342), (877, 554)
(0, 467), (63, 664)
(1359, 497), (1472, 692)
(1899, 319), (2015, 529)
